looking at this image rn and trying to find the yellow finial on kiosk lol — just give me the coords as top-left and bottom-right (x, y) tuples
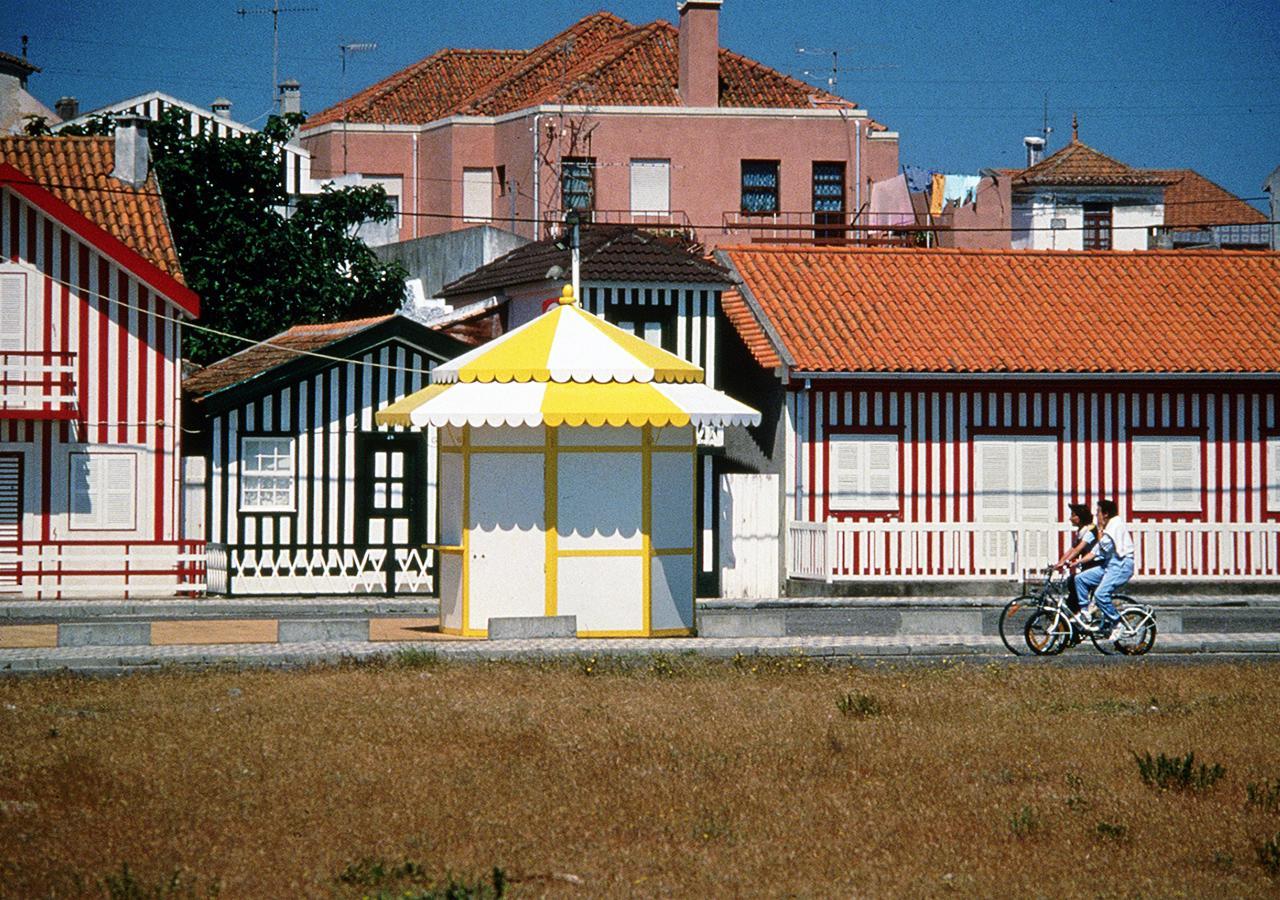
(559, 283), (577, 306)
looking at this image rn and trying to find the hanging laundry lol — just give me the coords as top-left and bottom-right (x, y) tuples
(902, 164), (933, 194)
(942, 174), (982, 208)
(929, 172), (947, 216)
(869, 174), (915, 227)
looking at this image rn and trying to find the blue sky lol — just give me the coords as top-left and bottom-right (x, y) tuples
(9, 0), (1278, 212)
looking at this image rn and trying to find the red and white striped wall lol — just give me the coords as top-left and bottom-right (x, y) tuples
(1, 185), (196, 597)
(784, 379), (1280, 579)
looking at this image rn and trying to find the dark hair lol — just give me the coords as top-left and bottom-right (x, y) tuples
(1068, 503), (1093, 524)
(1097, 499), (1118, 518)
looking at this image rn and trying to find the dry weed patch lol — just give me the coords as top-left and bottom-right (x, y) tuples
(0, 659), (1278, 896)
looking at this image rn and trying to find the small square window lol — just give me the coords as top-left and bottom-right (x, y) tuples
(741, 160), (780, 213)
(240, 437), (296, 512)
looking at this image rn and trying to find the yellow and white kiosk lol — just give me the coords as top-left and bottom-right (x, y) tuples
(376, 285), (760, 637)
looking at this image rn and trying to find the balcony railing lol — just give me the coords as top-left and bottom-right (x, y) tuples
(788, 520), (1280, 582)
(546, 208), (694, 239)
(722, 211), (930, 246)
(0, 351), (77, 419)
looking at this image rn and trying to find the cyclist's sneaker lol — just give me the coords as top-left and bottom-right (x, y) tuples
(1105, 621), (1125, 641)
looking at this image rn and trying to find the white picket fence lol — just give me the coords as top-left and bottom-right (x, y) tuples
(788, 521), (1280, 582)
(206, 544), (434, 595)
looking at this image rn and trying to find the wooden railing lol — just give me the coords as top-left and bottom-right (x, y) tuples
(2, 540), (205, 598)
(787, 521), (1280, 582)
(206, 543), (435, 596)
(721, 211), (929, 246)
(0, 350), (77, 418)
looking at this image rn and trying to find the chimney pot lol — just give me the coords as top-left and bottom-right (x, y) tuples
(278, 79), (301, 117)
(678, 0), (721, 108)
(54, 96), (78, 121)
(1023, 135), (1045, 168)
(211, 97), (232, 117)
(111, 114), (150, 187)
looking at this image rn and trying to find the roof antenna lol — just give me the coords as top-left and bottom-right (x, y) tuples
(20, 35), (28, 59)
(1042, 92), (1052, 144)
(237, 0), (318, 112)
(1072, 111), (1079, 143)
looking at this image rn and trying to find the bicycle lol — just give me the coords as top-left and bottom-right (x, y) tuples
(998, 568), (1086, 655)
(1020, 567), (1157, 657)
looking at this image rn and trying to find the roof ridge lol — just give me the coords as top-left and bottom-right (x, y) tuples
(721, 244), (1280, 258)
(535, 22), (666, 106)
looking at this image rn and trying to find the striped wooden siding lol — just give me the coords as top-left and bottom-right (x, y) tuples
(787, 380), (1280, 530)
(582, 285), (719, 387)
(0, 186), (183, 547)
(209, 342), (436, 549)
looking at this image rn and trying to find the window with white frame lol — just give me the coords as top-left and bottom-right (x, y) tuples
(828, 432), (899, 512)
(69, 451), (137, 530)
(1131, 434), (1201, 513)
(240, 437), (296, 512)
(463, 168), (494, 222)
(0, 271), (27, 351)
(630, 159), (670, 215)
(1266, 437), (1280, 513)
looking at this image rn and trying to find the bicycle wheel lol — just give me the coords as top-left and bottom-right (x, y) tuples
(999, 596), (1038, 656)
(1113, 606), (1157, 656)
(1024, 610), (1067, 656)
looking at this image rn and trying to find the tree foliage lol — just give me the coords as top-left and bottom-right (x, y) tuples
(27, 111), (407, 364)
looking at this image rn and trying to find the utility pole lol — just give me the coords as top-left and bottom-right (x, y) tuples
(237, 1), (317, 111)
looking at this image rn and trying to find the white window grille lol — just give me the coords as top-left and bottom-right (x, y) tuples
(240, 437), (296, 512)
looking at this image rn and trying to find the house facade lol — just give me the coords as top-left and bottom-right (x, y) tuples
(716, 245), (1280, 591)
(943, 131), (1269, 251)
(184, 315), (466, 595)
(298, 3), (899, 248)
(0, 128), (202, 597)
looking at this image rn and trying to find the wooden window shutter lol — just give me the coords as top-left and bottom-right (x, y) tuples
(463, 168), (493, 222)
(0, 273), (25, 352)
(830, 438), (861, 510)
(1131, 439), (1167, 511)
(1167, 439), (1200, 511)
(1268, 438), (1280, 512)
(630, 160), (670, 214)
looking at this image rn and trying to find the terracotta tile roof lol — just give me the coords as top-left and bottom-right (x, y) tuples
(184, 315), (393, 398)
(0, 135), (185, 283)
(440, 225), (729, 298)
(1157, 169), (1267, 228)
(305, 49), (526, 127)
(0, 51), (39, 77)
(720, 288), (780, 369)
(721, 246), (1280, 374)
(305, 12), (856, 129)
(1013, 139), (1177, 188)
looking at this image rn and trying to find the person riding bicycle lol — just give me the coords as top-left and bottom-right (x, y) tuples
(1068, 499), (1135, 639)
(1053, 503), (1100, 611)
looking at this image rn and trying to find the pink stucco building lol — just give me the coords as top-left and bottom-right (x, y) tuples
(298, 2), (900, 248)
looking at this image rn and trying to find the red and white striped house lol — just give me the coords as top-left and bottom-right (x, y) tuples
(717, 246), (1280, 591)
(0, 126), (202, 597)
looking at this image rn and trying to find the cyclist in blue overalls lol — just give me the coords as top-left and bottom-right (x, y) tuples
(1069, 499), (1135, 639)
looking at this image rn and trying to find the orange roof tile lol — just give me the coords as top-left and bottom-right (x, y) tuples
(0, 135), (184, 284)
(1013, 139), (1176, 188)
(305, 12), (855, 129)
(721, 246), (1280, 375)
(184, 315), (394, 398)
(1157, 169), (1267, 228)
(720, 288), (780, 369)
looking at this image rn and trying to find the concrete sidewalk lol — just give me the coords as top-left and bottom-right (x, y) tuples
(2, 630), (1279, 675)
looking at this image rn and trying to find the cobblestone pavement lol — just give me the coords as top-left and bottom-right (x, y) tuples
(2, 632), (1279, 674)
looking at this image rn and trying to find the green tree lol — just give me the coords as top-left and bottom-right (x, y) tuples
(27, 110), (406, 364)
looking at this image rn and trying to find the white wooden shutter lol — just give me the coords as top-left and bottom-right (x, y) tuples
(1269, 439), (1280, 512)
(630, 159), (670, 214)
(975, 439), (1013, 568)
(865, 440), (898, 511)
(0, 273), (25, 352)
(1016, 438), (1057, 565)
(1167, 439), (1200, 512)
(829, 438), (861, 510)
(1131, 438), (1166, 511)
(463, 168), (493, 222)
(102, 455), (137, 529)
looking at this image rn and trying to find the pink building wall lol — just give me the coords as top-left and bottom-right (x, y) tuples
(939, 175), (1013, 249)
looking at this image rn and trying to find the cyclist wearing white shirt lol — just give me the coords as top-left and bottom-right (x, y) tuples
(1070, 499), (1135, 638)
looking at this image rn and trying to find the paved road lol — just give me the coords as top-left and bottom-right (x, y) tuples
(2, 631), (1279, 675)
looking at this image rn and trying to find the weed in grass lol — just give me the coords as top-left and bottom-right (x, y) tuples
(336, 860), (504, 898)
(1010, 805), (1040, 838)
(1133, 751), (1225, 792)
(337, 857), (425, 887)
(1255, 832), (1280, 878)
(646, 654), (678, 678)
(836, 691), (883, 719)
(1212, 849), (1235, 871)
(1095, 821), (1128, 840)
(102, 863), (218, 899)
(1247, 778), (1280, 813)
(391, 648), (442, 669)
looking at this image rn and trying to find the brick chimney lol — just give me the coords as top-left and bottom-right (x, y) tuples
(278, 79), (301, 116)
(678, 0), (721, 108)
(55, 96), (78, 121)
(111, 114), (150, 187)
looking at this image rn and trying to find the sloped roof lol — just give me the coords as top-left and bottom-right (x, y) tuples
(440, 226), (729, 298)
(305, 11), (856, 129)
(1159, 169), (1267, 228)
(0, 135), (187, 285)
(184, 315), (394, 399)
(1013, 139), (1177, 188)
(720, 288), (780, 369)
(720, 245), (1280, 375)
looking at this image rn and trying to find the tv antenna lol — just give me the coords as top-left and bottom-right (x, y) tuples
(340, 41), (378, 174)
(796, 46), (897, 89)
(237, 0), (318, 111)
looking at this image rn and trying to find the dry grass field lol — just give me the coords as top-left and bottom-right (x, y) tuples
(1, 655), (1280, 898)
